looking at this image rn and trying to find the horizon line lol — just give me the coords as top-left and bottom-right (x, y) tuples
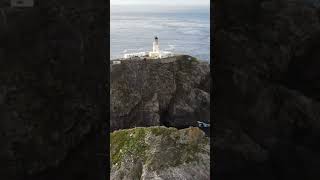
(111, 3), (209, 6)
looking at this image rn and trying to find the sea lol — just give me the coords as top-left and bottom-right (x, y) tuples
(110, 5), (210, 62)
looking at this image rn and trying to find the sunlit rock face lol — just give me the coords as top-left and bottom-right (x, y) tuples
(110, 126), (210, 180)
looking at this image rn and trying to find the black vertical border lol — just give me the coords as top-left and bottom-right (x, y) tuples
(106, 0), (110, 179)
(210, 0), (214, 178)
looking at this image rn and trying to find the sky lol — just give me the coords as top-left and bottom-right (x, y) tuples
(111, 0), (210, 13)
(111, 0), (209, 6)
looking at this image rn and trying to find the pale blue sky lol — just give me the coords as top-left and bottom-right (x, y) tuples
(111, 0), (209, 6)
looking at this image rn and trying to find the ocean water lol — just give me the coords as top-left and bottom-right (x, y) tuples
(110, 6), (210, 62)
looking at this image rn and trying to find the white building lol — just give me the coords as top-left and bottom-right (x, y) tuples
(124, 51), (147, 59)
(123, 36), (174, 60)
(161, 51), (174, 58)
(112, 60), (121, 64)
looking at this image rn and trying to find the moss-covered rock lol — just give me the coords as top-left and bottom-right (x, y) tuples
(110, 126), (210, 180)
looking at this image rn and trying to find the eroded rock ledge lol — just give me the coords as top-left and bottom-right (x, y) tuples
(110, 126), (210, 180)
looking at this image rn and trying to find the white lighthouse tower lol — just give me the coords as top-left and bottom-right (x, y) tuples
(149, 36), (161, 59)
(153, 36), (160, 53)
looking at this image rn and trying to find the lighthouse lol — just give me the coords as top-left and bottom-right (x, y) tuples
(123, 36), (173, 60)
(149, 36), (161, 59)
(153, 36), (160, 53)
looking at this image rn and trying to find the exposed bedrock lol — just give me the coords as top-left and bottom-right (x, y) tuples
(110, 55), (210, 131)
(110, 126), (210, 180)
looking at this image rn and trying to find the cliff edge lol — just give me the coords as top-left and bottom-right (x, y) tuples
(110, 55), (210, 131)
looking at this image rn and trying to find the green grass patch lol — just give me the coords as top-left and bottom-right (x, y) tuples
(111, 128), (148, 168)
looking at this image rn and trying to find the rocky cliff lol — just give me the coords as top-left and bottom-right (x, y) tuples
(214, 0), (320, 179)
(110, 126), (210, 180)
(110, 55), (210, 131)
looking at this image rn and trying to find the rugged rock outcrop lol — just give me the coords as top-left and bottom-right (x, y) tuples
(110, 126), (210, 180)
(110, 55), (210, 131)
(0, 1), (107, 180)
(214, 0), (320, 179)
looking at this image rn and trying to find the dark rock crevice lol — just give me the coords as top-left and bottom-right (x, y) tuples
(285, 33), (320, 101)
(159, 110), (172, 127)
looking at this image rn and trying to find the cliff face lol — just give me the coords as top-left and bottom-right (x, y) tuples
(110, 126), (210, 180)
(110, 55), (210, 131)
(0, 2), (107, 180)
(214, 0), (320, 179)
